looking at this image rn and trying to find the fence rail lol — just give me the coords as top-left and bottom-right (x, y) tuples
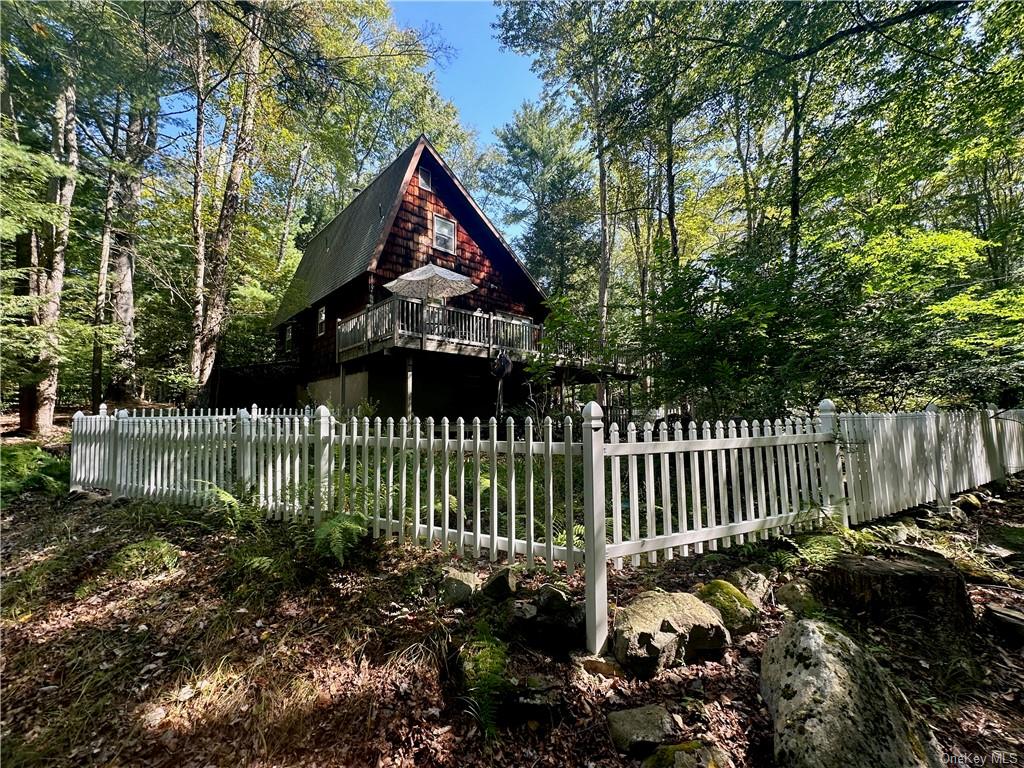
(71, 401), (1024, 654)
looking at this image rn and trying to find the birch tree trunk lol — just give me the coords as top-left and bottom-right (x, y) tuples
(188, 0), (209, 387)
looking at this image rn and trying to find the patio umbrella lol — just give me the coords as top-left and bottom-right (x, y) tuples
(383, 263), (477, 300)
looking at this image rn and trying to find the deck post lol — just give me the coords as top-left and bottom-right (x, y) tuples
(419, 300), (426, 350)
(392, 298), (400, 345)
(487, 312), (494, 357)
(581, 401), (608, 654)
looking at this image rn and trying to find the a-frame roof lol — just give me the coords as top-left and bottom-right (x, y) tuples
(274, 135), (544, 326)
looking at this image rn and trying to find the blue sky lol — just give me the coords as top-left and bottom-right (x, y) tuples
(390, 1), (543, 146)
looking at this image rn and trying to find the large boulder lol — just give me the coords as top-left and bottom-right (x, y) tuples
(761, 620), (943, 768)
(612, 591), (730, 678)
(607, 704), (674, 756)
(696, 580), (758, 635)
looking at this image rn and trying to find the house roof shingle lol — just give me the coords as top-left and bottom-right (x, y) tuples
(274, 134), (544, 327)
(274, 138), (420, 326)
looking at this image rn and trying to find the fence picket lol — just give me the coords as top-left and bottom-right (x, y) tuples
(69, 400), (1024, 657)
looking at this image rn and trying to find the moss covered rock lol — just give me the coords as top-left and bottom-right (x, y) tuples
(642, 741), (732, 768)
(612, 591), (730, 678)
(697, 580), (758, 635)
(607, 704), (674, 756)
(761, 620), (943, 768)
(774, 577), (821, 617)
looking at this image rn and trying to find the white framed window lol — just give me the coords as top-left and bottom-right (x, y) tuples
(284, 325), (293, 351)
(433, 213), (456, 254)
(317, 306), (326, 336)
(418, 166), (432, 192)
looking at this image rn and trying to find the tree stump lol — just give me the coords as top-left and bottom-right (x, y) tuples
(819, 546), (973, 639)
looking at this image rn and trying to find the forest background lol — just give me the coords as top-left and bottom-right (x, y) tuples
(2, 0), (1021, 433)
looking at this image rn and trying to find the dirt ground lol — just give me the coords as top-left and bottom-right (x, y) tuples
(1, 468), (1022, 767)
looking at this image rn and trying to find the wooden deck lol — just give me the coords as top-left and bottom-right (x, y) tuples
(336, 296), (633, 374)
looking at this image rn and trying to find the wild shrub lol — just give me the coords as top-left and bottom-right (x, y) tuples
(1, 443), (69, 502)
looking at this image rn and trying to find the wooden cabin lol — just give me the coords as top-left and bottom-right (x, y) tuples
(274, 135), (623, 420)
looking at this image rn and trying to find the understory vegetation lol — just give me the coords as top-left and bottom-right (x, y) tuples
(2, 451), (1022, 765)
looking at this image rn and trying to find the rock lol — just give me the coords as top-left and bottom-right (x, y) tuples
(577, 654), (626, 678)
(612, 591), (730, 678)
(505, 673), (563, 725)
(440, 566), (480, 605)
(761, 619), (943, 768)
(774, 577), (820, 616)
(536, 583), (571, 612)
(725, 567), (771, 610)
(696, 580), (759, 635)
(642, 741), (733, 768)
(984, 604), (1024, 648)
(607, 704), (674, 756)
(511, 600), (538, 621)
(510, 584), (586, 655)
(956, 492), (983, 510)
(481, 566), (518, 600)
(819, 547), (973, 639)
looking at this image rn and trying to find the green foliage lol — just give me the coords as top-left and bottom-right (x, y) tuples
(314, 509), (369, 567)
(460, 622), (511, 737)
(0, 443), (70, 501)
(105, 538), (180, 580)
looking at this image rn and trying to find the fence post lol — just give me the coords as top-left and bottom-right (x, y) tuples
(237, 408), (253, 493)
(925, 404), (950, 510)
(113, 409), (129, 498)
(581, 401), (608, 654)
(313, 405), (332, 524)
(818, 399), (847, 528)
(70, 411), (85, 491)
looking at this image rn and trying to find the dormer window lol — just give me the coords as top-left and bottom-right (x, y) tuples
(433, 214), (456, 254)
(418, 166), (432, 192)
(317, 306), (326, 336)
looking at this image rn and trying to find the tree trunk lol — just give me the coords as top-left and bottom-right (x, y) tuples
(91, 95), (121, 411)
(787, 72), (802, 291)
(195, 8), (264, 388)
(665, 112), (679, 275)
(188, 0), (209, 388)
(108, 102), (156, 400)
(277, 139), (310, 265)
(24, 73), (79, 433)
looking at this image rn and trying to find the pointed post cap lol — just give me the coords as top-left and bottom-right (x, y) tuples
(582, 401), (604, 423)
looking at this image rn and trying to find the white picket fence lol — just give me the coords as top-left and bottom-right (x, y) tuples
(71, 401), (1024, 652)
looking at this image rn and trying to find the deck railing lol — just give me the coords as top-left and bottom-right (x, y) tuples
(336, 296), (540, 357)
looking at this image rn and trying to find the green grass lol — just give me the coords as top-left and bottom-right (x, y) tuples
(1, 443), (70, 503)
